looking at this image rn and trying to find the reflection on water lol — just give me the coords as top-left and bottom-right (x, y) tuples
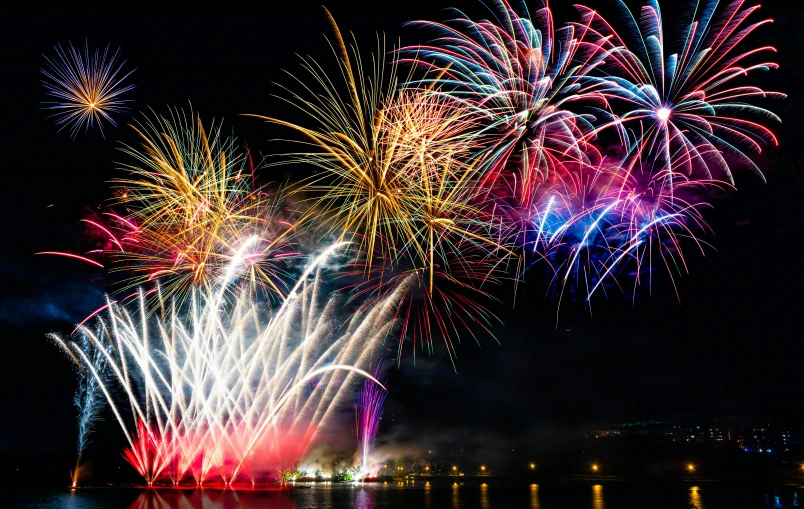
(530, 483), (540, 509)
(354, 489), (376, 509)
(592, 484), (605, 509)
(127, 489), (297, 509)
(479, 483), (489, 509)
(18, 480), (804, 509)
(451, 482), (460, 509)
(689, 485), (705, 509)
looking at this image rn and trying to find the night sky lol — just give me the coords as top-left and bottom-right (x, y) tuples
(1, 0), (802, 483)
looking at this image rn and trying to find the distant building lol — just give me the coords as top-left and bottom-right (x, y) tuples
(582, 422), (799, 453)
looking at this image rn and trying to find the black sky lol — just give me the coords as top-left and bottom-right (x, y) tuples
(0, 0), (802, 475)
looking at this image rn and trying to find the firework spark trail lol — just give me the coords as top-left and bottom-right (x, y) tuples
(51, 330), (112, 487)
(34, 251), (104, 268)
(355, 363), (387, 477)
(41, 41), (135, 138)
(50, 246), (396, 485)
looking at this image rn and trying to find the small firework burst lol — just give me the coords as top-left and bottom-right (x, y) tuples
(41, 41), (135, 138)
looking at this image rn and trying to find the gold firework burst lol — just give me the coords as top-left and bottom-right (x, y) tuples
(109, 106), (298, 304)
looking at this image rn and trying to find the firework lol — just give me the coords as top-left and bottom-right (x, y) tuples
(255, 13), (502, 268)
(577, 0), (785, 185)
(355, 363), (387, 477)
(255, 13), (516, 364)
(519, 158), (721, 321)
(50, 245), (397, 485)
(34, 251), (105, 268)
(30, 1), (787, 494)
(403, 0), (609, 207)
(41, 41), (135, 138)
(403, 0), (783, 310)
(253, 15), (411, 266)
(400, 0), (616, 289)
(53, 329), (110, 487)
(110, 107), (298, 305)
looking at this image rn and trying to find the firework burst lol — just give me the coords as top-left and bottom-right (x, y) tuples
(255, 13), (516, 364)
(578, 0), (785, 185)
(253, 14), (410, 267)
(519, 158), (722, 321)
(403, 0), (610, 207)
(404, 0), (783, 313)
(110, 107), (298, 305)
(41, 41), (135, 138)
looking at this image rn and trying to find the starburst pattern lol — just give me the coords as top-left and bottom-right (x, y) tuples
(41, 41), (135, 138)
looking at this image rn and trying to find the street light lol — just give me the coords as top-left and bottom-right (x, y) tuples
(687, 464), (695, 472)
(591, 464), (599, 472)
(480, 465), (486, 471)
(529, 463), (536, 470)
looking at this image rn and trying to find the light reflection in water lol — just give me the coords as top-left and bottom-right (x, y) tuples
(126, 489), (298, 509)
(592, 484), (605, 509)
(529, 483), (540, 509)
(354, 489), (376, 509)
(451, 482), (460, 509)
(689, 485), (705, 509)
(38, 483), (804, 509)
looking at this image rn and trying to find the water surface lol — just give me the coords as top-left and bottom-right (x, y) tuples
(9, 481), (803, 508)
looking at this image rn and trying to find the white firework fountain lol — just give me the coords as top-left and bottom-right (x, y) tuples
(51, 245), (400, 486)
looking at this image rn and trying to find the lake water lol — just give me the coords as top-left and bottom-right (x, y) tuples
(9, 482), (803, 508)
